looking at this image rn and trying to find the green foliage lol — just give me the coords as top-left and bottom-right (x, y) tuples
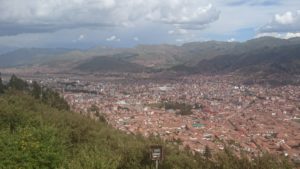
(149, 101), (194, 115)
(88, 104), (107, 123)
(31, 81), (42, 99)
(41, 88), (70, 111)
(0, 127), (64, 169)
(0, 94), (64, 169)
(4, 74), (69, 111)
(8, 74), (29, 91)
(88, 104), (99, 113)
(163, 101), (193, 115)
(204, 145), (212, 159)
(0, 89), (295, 169)
(0, 74), (5, 94)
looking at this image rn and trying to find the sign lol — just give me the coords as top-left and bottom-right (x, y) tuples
(150, 145), (163, 161)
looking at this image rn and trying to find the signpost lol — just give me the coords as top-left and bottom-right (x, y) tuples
(150, 145), (163, 169)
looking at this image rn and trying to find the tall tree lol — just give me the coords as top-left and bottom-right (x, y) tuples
(31, 81), (42, 99)
(8, 74), (28, 91)
(0, 73), (5, 94)
(204, 145), (212, 159)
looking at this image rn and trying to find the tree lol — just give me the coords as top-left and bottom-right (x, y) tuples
(8, 74), (28, 91)
(0, 73), (5, 94)
(89, 104), (99, 113)
(31, 81), (42, 99)
(42, 88), (70, 110)
(203, 145), (212, 159)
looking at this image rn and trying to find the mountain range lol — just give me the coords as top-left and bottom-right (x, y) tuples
(0, 36), (299, 83)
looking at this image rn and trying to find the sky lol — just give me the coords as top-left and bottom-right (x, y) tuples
(0, 0), (299, 49)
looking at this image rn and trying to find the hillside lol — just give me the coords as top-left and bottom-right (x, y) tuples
(0, 75), (295, 169)
(75, 56), (149, 73)
(180, 44), (300, 73)
(0, 48), (72, 68)
(171, 44), (300, 85)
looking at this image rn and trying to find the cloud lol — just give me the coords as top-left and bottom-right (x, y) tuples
(226, 0), (280, 6)
(0, 0), (124, 36)
(175, 39), (185, 43)
(168, 29), (188, 35)
(146, 3), (220, 30)
(78, 34), (85, 41)
(259, 10), (300, 33)
(256, 32), (300, 39)
(275, 12), (295, 24)
(0, 0), (221, 36)
(227, 38), (236, 42)
(72, 34), (85, 42)
(285, 32), (300, 38)
(133, 37), (139, 41)
(106, 35), (120, 42)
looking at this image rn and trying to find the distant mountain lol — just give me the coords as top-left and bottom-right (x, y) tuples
(178, 44), (300, 75)
(180, 41), (239, 66)
(1, 36), (300, 81)
(75, 55), (149, 73)
(74, 37), (300, 69)
(130, 44), (184, 68)
(171, 43), (300, 85)
(0, 46), (17, 55)
(180, 37), (300, 65)
(0, 48), (72, 67)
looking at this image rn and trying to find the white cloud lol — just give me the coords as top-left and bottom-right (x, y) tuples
(146, 3), (220, 30)
(275, 12), (295, 24)
(256, 32), (282, 38)
(0, 0), (128, 35)
(168, 30), (175, 34)
(72, 34), (85, 42)
(0, 0), (220, 36)
(259, 10), (300, 33)
(176, 39), (184, 42)
(78, 34), (85, 40)
(225, 0), (281, 6)
(168, 29), (188, 35)
(133, 37), (139, 41)
(227, 38), (236, 42)
(256, 32), (300, 39)
(285, 32), (300, 38)
(106, 35), (120, 42)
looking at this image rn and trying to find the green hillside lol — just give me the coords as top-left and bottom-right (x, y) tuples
(76, 56), (149, 73)
(0, 75), (295, 169)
